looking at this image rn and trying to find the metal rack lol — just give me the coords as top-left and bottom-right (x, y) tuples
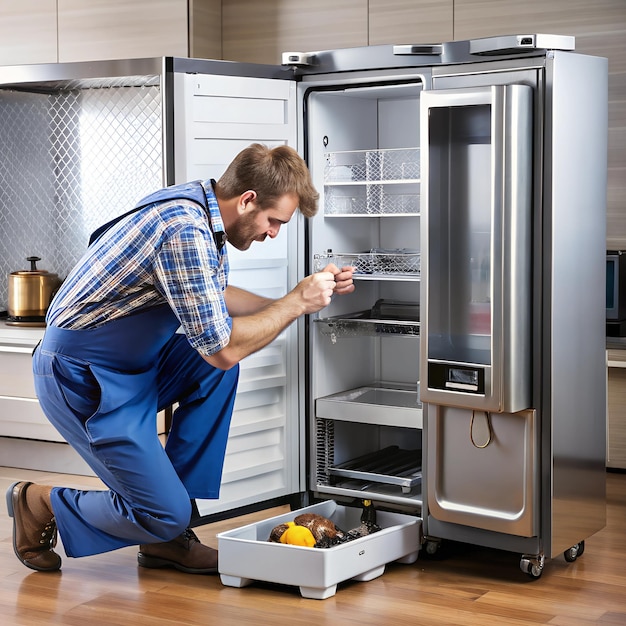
(324, 148), (420, 182)
(323, 148), (420, 216)
(315, 312), (420, 340)
(328, 446), (422, 494)
(314, 251), (420, 278)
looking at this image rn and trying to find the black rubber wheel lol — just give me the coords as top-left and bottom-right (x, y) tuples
(564, 541), (585, 562)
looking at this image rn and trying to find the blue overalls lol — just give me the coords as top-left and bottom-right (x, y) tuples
(32, 183), (239, 558)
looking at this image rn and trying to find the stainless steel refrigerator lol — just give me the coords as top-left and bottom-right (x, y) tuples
(0, 34), (608, 577)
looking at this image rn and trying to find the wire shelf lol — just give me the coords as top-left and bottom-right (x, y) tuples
(324, 190), (419, 216)
(328, 446), (422, 493)
(314, 250), (420, 276)
(324, 148), (420, 183)
(315, 312), (420, 340)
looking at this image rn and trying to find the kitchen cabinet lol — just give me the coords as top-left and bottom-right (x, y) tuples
(0, 1), (58, 65)
(0, 323), (94, 474)
(0, 0), (221, 66)
(0, 322), (168, 475)
(222, 0), (368, 64)
(368, 0), (453, 46)
(607, 348), (626, 469)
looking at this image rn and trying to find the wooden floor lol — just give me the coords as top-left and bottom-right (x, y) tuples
(1, 467), (625, 625)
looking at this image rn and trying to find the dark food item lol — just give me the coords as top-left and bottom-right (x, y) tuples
(268, 522), (290, 543)
(315, 501), (382, 549)
(267, 504), (383, 549)
(293, 513), (344, 543)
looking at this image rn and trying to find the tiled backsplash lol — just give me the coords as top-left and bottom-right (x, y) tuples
(0, 78), (163, 310)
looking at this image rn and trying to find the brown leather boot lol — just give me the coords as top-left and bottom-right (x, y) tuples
(6, 481), (61, 572)
(138, 528), (218, 574)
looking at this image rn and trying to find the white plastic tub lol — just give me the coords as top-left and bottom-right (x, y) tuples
(217, 500), (421, 599)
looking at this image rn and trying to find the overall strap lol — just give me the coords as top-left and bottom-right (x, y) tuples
(88, 181), (225, 249)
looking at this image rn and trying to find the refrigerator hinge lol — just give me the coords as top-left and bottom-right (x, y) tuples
(281, 52), (316, 67)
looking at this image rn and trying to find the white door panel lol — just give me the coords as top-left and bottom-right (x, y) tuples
(173, 71), (301, 516)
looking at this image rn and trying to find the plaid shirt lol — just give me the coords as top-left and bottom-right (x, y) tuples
(46, 183), (231, 357)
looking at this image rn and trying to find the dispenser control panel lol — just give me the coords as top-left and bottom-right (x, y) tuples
(428, 362), (485, 394)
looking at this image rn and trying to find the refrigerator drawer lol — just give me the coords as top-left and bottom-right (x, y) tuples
(315, 382), (422, 428)
(217, 499), (420, 600)
(427, 406), (537, 537)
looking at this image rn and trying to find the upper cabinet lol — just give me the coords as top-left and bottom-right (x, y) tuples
(222, 0), (368, 65)
(0, 1), (58, 66)
(368, 0), (453, 46)
(58, 0), (190, 62)
(0, 0), (222, 66)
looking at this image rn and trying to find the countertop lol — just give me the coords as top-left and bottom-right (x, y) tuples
(0, 320), (45, 350)
(607, 337), (626, 350)
(1, 318), (625, 353)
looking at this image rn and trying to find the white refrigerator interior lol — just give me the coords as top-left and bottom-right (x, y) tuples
(303, 81), (424, 510)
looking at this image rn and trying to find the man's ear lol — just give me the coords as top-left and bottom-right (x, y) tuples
(239, 189), (257, 212)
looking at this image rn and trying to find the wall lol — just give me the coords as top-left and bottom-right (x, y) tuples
(0, 82), (163, 311)
(221, 0), (626, 248)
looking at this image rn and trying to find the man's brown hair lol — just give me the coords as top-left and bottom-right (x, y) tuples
(217, 143), (319, 218)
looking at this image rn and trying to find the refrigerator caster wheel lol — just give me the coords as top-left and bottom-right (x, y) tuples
(424, 539), (441, 556)
(564, 540), (585, 562)
(520, 553), (544, 579)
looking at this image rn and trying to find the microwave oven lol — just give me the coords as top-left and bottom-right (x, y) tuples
(607, 250), (626, 336)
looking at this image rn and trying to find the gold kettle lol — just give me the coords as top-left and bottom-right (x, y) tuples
(8, 256), (62, 324)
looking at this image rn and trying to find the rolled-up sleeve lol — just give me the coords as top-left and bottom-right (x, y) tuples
(154, 224), (231, 356)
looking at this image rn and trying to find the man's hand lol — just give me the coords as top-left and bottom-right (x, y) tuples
(291, 263), (355, 314)
(204, 264), (355, 370)
(330, 264), (356, 296)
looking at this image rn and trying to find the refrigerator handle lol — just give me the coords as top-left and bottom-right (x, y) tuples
(492, 84), (534, 413)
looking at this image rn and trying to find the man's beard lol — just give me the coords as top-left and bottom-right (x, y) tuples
(226, 209), (266, 251)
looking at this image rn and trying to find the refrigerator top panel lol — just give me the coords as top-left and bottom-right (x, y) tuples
(0, 56), (292, 91)
(0, 33), (574, 88)
(0, 57), (166, 91)
(282, 34), (575, 75)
